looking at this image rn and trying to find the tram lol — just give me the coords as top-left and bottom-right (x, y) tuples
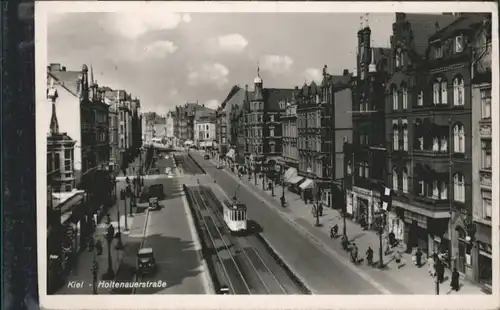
(222, 199), (247, 234)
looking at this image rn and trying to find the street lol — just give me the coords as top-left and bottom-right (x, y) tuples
(191, 151), (381, 294)
(133, 154), (209, 294)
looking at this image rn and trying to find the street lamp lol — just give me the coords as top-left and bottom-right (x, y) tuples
(102, 223), (115, 280)
(281, 167), (286, 203)
(115, 179), (124, 250)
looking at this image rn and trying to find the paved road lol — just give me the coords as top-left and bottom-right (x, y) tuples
(191, 151), (381, 294)
(133, 156), (209, 294)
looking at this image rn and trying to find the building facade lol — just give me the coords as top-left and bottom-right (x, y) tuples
(279, 94), (299, 180)
(46, 63), (83, 184)
(345, 26), (392, 232)
(243, 69), (293, 173)
(296, 69), (352, 207)
(216, 85), (243, 157)
(470, 16), (492, 290)
(166, 111), (175, 139)
(194, 115), (216, 147)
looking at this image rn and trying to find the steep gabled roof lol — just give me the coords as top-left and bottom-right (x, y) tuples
(429, 13), (486, 41)
(49, 70), (81, 96)
(263, 88), (294, 110)
(403, 13), (459, 56)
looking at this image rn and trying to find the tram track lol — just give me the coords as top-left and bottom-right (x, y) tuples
(198, 186), (300, 294)
(173, 154), (205, 174)
(186, 187), (252, 294)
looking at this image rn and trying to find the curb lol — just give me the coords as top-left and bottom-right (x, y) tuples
(180, 186), (216, 294)
(223, 167), (393, 295)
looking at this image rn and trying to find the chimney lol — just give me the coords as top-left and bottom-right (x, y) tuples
(49, 63), (61, 71)
(343, 69), (349, 76)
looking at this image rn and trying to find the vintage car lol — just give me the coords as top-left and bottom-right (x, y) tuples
(216, 164), (223, 169)
(204, 154), (210, 160)
(137, 247), (156, 275)
(148, 197), (161, 211)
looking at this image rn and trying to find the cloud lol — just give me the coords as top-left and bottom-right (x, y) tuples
(260, 55), (294, 74)
(303, 68), (323, 83)
(206, 34), (249, 53)
(142, 40), (178, 58)
(187, 62), (229, 89)
(108, 11), (191, 38)
(204, 99), (220, 109)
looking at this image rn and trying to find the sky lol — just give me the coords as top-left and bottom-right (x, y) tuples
(48, 11), (395, 114)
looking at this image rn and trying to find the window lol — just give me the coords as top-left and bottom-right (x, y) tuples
(417, 90), (423, 106)
(441, 80), (448, 104)
(482, 191), (492, 220)
(417, 136), (424, 150)
(453, 76), (464, 106)
(481, 140), (492, 170)
(434, 45), (443, 59)
(402, 85), (408, 109)
(392, 167), (398, 190)
(433, 137), (439, 151)
(358, 164), (363, 177)
(440, 136), (448, 152)
(455, 35), (464, 53)
(392, 87), (399, 110)
(270, 115), (275, 122)
(364, 162), (369, 178)
(393, 121), (399, 151)
(402, 122), (408, 151)
(206, 133), (209, 139)
(54, 153), (60, 173)
(269, 127), (275, 137)
(347, 160), (352, 174)
(65, 185), (72, 192)
(417, 180), (425, 196)
(206, 125), (209, 130)
(395, 53), (400, 68)
(481, 88), (491, 118)
(453, 124), (465, 153)
(440, 182), (447, 200)
(433, 82), (440, 104)
(453, 173), (465, 202)
(402, 168), (408, 193)
(432, 180), (439, 199)
(270, 144), (275, 153)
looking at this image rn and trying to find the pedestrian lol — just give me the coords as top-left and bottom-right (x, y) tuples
(330, 224), (338, 239)
(366, 246), (374, 266)
(388, 231), (396, 247)
(351, 243), (359, 264)
(428, 254), (436, 277)
(318, 203), (323, 216)
(393, 250), (404, 269)
(415, 248), (423, 267)
(341, 234), (349, 251)
(450, 267), (460, 292)
(436, 257), (444, 283)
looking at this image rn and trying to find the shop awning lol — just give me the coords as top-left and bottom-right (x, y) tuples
(299, 178), (314, 190)
(289, 176), (304, 185)
(284, 168), (297, 182)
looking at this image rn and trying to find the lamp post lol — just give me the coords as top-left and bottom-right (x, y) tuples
(377, 209), (386, 269)
(115, 180), (124, 250)
(254, 165), (258, 186)
(281, 168), (285, 202)
(103, 224), (115, 279)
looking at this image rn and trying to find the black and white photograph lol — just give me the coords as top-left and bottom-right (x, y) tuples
(37, 1), (498, 309)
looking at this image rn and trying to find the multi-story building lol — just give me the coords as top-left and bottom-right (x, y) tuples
(385, 14), (488, 280)
(216, 85), (242, 157)
(131, 98), (142, 154)
(243, 69), (293, 173)
(174, 101), (202, 142)
(46, 63), (83, 185)
(470, 16), (492, 291)
(279, 93), (298, 182)
(102, 87), (119, 171)
(345, 26), (391, 231)
(194, 108), (216, 148)
(296, 69), (352, 207)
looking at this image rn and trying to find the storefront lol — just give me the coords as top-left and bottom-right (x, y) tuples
(472, 223), (491, 290)
(351, 186), (381, 225)
(392, 199), (451, 256)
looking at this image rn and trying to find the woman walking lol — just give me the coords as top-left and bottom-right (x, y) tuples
(428, 253), (436, 277)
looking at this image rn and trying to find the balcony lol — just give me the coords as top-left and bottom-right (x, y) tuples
(412, 149), (449, 158)
(395, 193), (452, 214)
(479, 169), (492, 189)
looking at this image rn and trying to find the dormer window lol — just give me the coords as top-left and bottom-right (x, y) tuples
(434, 44), (443, 59)
(455, 35), (464, 53)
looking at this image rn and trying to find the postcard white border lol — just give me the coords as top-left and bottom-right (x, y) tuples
(37, 1), (499, 309)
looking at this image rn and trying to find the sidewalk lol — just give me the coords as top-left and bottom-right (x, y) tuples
(57, 179), (147, 295)
(219, 162), (486, 295)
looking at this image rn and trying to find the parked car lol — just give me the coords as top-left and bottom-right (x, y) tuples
(216, 164), (223, 169)
(137, 247), (156, 275)
(204, 154), (210, 160)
